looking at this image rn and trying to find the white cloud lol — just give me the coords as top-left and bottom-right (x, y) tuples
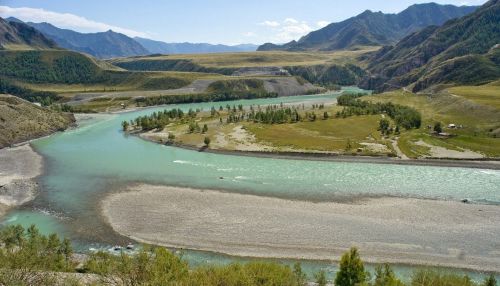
(0, 6), (149, 38)
(259, 20), (280, 27)
(317, 21), (330, 28)
(259, 18), (317, 43)
(276, 21), (313, 42)
(284, 18), (299, 24)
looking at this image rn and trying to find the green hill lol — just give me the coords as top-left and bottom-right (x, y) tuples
(0, 50), (198, 103)
(364, 0), (500, 92)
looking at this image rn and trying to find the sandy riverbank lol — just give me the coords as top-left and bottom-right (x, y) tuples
(0, 144), (42, 216)
(102, 184), (500, 272)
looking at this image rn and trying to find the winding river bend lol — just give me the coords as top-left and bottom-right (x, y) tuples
(3, 88), (500, 279)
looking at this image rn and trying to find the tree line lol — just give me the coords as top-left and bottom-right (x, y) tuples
(0, 225), (497, 286)
(135, 91), (278, 107)
(0, 78), (60, 106)
(126, 108), (197, 131)
(336, 93), (422, 130)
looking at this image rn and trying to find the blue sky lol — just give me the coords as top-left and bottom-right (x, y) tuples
(0, 0), (488, 45)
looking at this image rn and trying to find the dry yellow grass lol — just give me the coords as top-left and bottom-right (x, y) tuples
(111, 48), (379, 68)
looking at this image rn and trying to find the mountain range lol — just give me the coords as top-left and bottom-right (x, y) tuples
(1, 0), (499, 94)
(19, 20), (150, 59)
(5, 17), (257, 58)
(258, 3), (477, 51)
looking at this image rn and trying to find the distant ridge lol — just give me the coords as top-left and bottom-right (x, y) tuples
(22, 21), (149, 59)
(134, 37), (257, 54)
(0, 17), (57, 49)
(258, 3), (477, 51)
(4, 18), (258, 57)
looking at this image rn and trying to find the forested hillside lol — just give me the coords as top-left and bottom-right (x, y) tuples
(0, 50), (193, 104)
(363, 0), (500, 92)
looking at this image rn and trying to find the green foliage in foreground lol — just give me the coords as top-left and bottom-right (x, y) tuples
(0, 225), (497, 286)
(0, 224), (74, 285)
(335, 247), (368, 286)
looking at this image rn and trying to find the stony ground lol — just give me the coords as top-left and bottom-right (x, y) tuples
(103, 184), (500, 272)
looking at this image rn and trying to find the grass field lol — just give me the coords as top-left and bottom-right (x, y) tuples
(446, 82), (500, 109)
(363, 89), (500, 158)
(137, 100), (395, 156)
(246, 114), (388, 153)
(110, 48), (378, 69)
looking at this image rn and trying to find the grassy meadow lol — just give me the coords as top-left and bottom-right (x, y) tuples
(246, 115), (388, 153)
(446, 81), (500, 109)
(363, 87), (500, 158)
(109, 48), (378, 68)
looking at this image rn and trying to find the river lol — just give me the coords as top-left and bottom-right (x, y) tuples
(2, 87), (499, 280)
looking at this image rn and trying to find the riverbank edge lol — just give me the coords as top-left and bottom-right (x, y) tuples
(101, 184), (500, 274)
(0, 144), (43, 217)
(137, 134), (500, 170)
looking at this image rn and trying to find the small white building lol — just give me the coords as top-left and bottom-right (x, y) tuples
(448, 123), (456, 129)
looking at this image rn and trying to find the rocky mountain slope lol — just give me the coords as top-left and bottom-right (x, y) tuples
(23, 21), (149, 58)
(363, 0), (500, 92)
(258, 3), (477, 51)
(0, 17), (57, 50)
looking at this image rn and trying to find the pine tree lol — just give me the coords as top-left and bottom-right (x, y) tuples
(121, 120), (129, 131)
(334, 247), (367, 286)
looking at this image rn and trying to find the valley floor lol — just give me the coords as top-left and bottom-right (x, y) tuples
(102, 184), (500, 272)
(136, 83), (500, 164)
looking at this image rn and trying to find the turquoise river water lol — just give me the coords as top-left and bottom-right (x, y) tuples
(2, 88), (499, 280)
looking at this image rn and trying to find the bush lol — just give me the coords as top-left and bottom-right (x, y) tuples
(84, 246), (189, 285)
(434, 122), (442, 133)
(410, 270), (476, 286)
(0, 225), (74, 285)
(204, 136), (211, 146)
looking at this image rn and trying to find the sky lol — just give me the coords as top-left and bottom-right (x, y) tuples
(0, 0), (488, 45)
